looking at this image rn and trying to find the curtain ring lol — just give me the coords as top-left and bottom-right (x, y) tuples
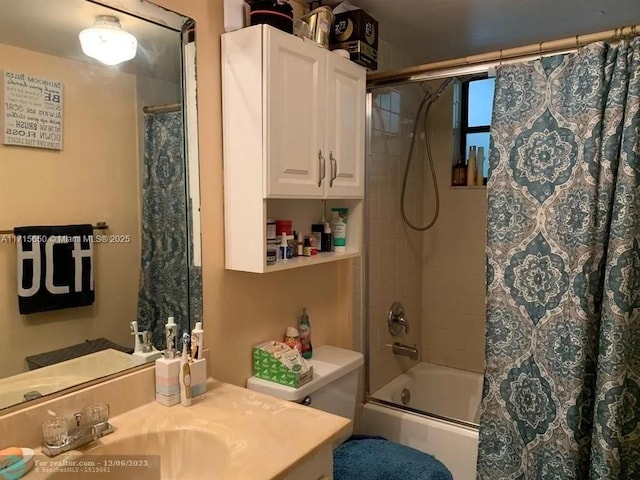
(575, 35), (580, 49)
(499, 49), (503, 67)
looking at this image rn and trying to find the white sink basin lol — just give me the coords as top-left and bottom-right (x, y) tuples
(42, 429), (229, 480)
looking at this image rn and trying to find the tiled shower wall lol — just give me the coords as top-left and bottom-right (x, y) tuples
(367, 83), (426, 393)
(420, 81), (487, 374)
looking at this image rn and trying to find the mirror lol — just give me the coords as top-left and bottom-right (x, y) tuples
(0, 0), (202, 411)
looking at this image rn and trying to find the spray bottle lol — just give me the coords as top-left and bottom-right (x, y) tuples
(298, 307), (312, 359)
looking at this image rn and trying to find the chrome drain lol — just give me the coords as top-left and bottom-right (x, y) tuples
(401, 388), (411, 405)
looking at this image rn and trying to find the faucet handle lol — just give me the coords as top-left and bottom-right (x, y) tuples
(43, 418), (68, 446)
(84, 403), (110, 423)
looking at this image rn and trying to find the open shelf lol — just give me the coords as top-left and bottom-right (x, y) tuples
(265, 251), (360, 272)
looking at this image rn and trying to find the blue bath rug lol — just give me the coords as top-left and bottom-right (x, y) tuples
(334, 437), (453, 480)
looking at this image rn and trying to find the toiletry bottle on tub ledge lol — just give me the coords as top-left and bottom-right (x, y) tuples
(299, 308), (312, 359)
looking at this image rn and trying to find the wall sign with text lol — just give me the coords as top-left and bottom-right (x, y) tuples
(2, 70), (63, 150)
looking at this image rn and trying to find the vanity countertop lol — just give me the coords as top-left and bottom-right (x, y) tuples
(27, 380), (350, 480)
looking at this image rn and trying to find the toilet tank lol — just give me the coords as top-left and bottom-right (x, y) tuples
(247, 345), (363, 443)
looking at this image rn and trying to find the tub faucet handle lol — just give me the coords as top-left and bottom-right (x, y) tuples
(388, 301), (408, 336)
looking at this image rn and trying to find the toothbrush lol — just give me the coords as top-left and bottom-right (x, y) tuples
(179, 333), (192, 406)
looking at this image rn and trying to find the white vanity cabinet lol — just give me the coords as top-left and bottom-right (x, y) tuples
(283, 443), (333, 480)
(222, 24), (365, 273)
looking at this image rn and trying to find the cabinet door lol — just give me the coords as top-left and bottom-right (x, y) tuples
(325, 55), (366, 198)
(265, 28), (326, 198)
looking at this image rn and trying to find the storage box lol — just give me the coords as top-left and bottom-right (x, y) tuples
(252, 341), (313, 388)
(330, 9), (378, 70)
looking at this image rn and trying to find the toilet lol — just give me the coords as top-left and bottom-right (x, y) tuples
(247, 345), (363, 447)
(247, 345), (453, 480)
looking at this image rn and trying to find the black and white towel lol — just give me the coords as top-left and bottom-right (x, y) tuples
(14, 224), (95, 314)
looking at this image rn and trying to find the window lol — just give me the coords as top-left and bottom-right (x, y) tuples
(372, 89), (401, 135)
(454, 76), (495, 179)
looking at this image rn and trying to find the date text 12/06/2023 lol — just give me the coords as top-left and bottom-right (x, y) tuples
(0, 234), (132, 244)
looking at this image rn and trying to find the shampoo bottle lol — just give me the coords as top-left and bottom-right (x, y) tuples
(466, 146), (477, 186)
(299, 308), (312, 359)
(179, 333), (192, 407)
(476, 147), (486, 185)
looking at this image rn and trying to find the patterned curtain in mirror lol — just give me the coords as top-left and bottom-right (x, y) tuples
(137, 111), (202, 350)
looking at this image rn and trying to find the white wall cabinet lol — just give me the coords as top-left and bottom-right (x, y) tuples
(222, 25), (365, 273)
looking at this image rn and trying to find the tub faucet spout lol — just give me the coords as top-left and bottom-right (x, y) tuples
(392, 342), (419, 361)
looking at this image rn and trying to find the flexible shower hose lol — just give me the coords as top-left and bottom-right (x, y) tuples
(400, 79), (452, 231)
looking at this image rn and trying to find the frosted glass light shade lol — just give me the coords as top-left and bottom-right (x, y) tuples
(79, 15), (137, 66)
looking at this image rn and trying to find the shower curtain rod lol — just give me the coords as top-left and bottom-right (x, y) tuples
(142, 103), (182, 114)
(367, 24), (639, 88)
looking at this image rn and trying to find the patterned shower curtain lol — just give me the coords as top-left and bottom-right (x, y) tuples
(137, 111), (203, 350)
(478, 38), (640, 479)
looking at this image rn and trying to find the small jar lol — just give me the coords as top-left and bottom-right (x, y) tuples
(266, 218), (276, 241)
(266, 245), (277, 265)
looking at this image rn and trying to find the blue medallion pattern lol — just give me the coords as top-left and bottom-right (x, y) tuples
(478, 38), (640, 480)
(504, 233), (569, 325)
(509, 110), (578, 204)
(500, 357), (556, 445)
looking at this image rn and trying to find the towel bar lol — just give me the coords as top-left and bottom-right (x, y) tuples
(0, 222), (108, 235)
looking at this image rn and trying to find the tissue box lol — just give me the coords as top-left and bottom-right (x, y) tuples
(253, 341), (313, 388)
(330, 9), (378, 70)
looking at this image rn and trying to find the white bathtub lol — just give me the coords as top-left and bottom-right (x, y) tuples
(360, 363), (482, 480)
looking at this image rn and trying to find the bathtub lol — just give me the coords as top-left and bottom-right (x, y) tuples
(360, 363), (483, 480)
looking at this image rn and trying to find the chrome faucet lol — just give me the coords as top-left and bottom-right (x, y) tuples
(391, 342), (419, 361)
(41, 404), (113, 457)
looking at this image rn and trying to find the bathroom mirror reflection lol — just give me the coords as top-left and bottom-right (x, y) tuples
(0, 0), (202, 411)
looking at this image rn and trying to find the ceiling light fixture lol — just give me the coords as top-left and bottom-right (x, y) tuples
(79, 15), (138, 66)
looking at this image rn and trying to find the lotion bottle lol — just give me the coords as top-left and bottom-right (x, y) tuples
(179, 333), (192, 407)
